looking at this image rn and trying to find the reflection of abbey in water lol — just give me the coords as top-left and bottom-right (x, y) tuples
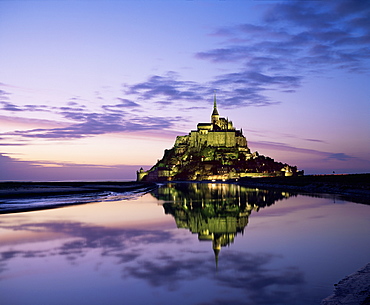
(151, 183), (293, 263)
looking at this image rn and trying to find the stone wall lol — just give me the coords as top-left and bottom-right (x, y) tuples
(189, 130), (242, 148)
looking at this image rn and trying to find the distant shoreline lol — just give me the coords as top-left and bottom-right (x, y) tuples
(236, 173), (370, 205)
(1, 173), (369, 198)
(1, 174), (369, 208)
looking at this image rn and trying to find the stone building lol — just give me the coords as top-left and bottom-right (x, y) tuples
(174, 94), (251, 158)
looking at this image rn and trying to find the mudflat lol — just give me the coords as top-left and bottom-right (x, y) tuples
(0, 181), (156, 198)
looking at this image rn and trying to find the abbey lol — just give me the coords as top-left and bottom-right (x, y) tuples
(137, 94), (302, 182)
(175, 94), (251, 157)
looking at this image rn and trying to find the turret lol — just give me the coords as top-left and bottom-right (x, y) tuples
(136, 167), (148, 181)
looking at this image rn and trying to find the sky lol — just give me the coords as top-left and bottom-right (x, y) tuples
(0, 0), (369, 181)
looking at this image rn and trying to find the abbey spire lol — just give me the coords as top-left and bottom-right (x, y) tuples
(211, 91), (219, 124)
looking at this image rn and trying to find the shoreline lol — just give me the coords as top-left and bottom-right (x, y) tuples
(321, 263), (370, 305)
(0, 181), (157, 198)
(1, 173), (369, 201)
(0, 181), (157, 214)
(1, 174), (369, 212)
(236, 173), (370, 205)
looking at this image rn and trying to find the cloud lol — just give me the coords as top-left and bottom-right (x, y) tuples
(214, 252), (304, 304)
(115, 97), (140, 108)
(123, 252), (211, 291)
(203, 1), (370, 72)
(102, 98), (141, 112)
(0, 207), (305, 304)
(209, 71), (302, 107)
(124, 72), (211, 103)
(213, 71), (302, 89)
(0, 89), (51, 113)
(304, 138), (326, 143)
(193, 0), (370, 108)
(0, 220), (179, 268)
(249, 140), (355, 161)
(39, 114), (176, 138)
(0, 82), (189, 140)
(326, 152), (354, 161)
(0, 143), (26, 146)
(0, 100), (179, 140)
(0, 81), (193, 142)
(0, 239), (304, 304)
(2, 1), (369, 142)
(123, 71), (278, 108)
(122, 250), (304, 303)
(0, 153), (40, 178)
(2, 221), (174, 250)
(23, 104), (50, 112)
(0, 89), (10, 101)
(121, 1), (370, 109)
(0, 153), (143, 181)
(0, 101), (22, 112)
(0, 101), (51, 113)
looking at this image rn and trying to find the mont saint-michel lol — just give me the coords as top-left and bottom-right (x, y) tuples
(137, 95), (303, 182)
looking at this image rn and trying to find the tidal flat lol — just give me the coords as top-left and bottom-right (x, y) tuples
(0, 181), (156, 213)
(0, 181), (369, 305)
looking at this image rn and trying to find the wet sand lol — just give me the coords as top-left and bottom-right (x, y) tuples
(0, 181), (156, 197)
(321, 263), (370, 305)
(0, 181), (157, 214)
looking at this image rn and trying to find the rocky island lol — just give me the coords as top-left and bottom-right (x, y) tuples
(138, 94), (303, 182)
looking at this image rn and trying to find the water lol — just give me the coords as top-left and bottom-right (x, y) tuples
(0, 187), (149, 213)
(0, 183), (369, 305)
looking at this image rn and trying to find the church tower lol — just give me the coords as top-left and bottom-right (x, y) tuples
(211, 91), (219, 125)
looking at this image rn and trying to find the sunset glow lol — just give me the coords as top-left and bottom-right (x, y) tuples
(1, 0), (369, 181)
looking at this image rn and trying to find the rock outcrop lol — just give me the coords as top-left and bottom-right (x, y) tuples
(321, 263), (370, 305)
